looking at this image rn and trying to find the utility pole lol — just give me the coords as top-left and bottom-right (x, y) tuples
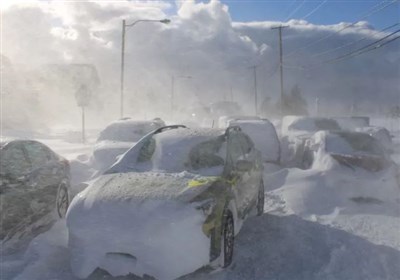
(170, 75), (175, 118)
(119, 18), (170, 119)
(81, 107), (86, 143)
(120, 20), (126, 119)
(271, 25), (289, 117)
(250, 65), (259, 116)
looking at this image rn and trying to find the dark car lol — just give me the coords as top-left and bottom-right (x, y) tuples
(67, 125), (264, 279)
(0, 139), (70, 241)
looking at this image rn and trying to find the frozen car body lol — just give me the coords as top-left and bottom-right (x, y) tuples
(0, 139), (70, 241)
(280, 116), (341, 167)
(228, 119), (280, 164)
(303, 131), (395, 173)
(331, 116), (370, 131)
(67, 126), (264, 279)
(93, 118), (165, 170)
(217, 115), (261, 129)
(355, 126), (393, 152)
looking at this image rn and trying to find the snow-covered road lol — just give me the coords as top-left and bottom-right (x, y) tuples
(1, 124), (400, 280)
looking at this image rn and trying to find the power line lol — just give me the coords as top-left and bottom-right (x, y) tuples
(323, 29), (400, 64)
(288, 29), (400, 70)
(285, 0), (398, 58)
(285, 0), (306, 22)
(301, 0), (328, 20)
(311, 22), (400, 58)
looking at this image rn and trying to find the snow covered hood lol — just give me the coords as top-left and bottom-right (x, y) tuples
(70, 172), (219, 207)
(67, 172), (215, 279)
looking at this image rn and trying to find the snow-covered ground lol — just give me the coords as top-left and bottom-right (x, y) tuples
(1, 119), (400, 280)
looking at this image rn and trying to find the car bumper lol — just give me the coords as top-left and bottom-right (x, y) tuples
(67, 200), (210, 280)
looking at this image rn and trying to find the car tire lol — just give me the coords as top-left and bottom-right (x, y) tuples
(220, 210), (234, 268)
(56, 182), (70, 218)
(256, 180), (265, 216)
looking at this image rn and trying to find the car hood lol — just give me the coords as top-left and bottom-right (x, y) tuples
(330, 153), (389, 172)
(71, 172), (219, 207)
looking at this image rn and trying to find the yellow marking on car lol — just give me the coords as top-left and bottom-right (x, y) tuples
(188, 177), (219, 187)
(188, 176), (238, 187)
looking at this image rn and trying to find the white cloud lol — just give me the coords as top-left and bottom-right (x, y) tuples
(1, 0), (399, 129)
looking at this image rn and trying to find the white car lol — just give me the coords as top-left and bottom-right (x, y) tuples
(280, 116), (341, 167)
(228, 119), (280, 165)
(67, 125), (264, 280)
(93, 118), (165, 170)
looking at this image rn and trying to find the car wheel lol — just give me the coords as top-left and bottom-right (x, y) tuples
(221, 210), (234, 268)
(257, 180), (265, 216)
(56, 182), (70, 218)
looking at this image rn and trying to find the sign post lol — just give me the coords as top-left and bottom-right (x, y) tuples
(75, 85), (91, 143)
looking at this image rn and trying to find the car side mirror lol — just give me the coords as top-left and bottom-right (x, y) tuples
(236, 159), (253, 172)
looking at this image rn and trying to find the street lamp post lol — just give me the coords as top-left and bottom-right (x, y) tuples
(170, 75), (192, 118)
(120, 18), (170, 118)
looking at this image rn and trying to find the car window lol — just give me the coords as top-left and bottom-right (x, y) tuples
(227, 132), (246, 164)
(24, 142), (51, 169)
(188, 137), (225, 170)
(0, 145), (31, 177)
(137, 138), (156, 163)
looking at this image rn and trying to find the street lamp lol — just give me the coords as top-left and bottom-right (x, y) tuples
(170, 75), (192, 118)
(120, 18), (170, 118)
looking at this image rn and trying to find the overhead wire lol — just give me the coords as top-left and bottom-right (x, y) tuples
(286, 28), (400, 70)
(323, 29), (400, 64)
(285, 0), (306, 22)
(301, 0), (329, 20)
(284, 0), (399, 58)
(310, 22), (400, 58)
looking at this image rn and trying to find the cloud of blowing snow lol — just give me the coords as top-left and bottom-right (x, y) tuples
(1, 0), (399, 131)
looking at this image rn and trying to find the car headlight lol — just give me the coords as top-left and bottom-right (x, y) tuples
(195, 199), (216, 216)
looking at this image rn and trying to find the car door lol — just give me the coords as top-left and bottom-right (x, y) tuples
(22, 141), (60, 215)
(226, 131), (254, 219)
(237, 133), (262, 212)
(0, 143), (34, 239)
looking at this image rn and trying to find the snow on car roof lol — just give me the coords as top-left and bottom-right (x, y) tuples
(282, 115), (340, 135)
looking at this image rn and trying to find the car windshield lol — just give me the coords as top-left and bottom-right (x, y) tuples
(326, 133), (385, 157)
(98, 122), (158, 142)
(108, 130), (226, 176)
(290, 118), (340, 132)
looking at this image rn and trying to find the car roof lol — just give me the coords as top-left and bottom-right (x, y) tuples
(155, 126), (226, 139)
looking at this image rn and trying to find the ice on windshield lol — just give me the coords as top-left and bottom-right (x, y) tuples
(326, 132), (385, 157)
(97, 122), (159, 142)
(111, 129), (226, 176)
(289, 117), (340, 133)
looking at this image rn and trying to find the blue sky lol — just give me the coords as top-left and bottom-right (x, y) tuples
(219, 0), (399, 29)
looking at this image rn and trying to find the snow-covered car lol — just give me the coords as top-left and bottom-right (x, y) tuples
(355, 126), (393, 152)
(303, 131), (395, 173)
(217, 115), (261, 128)
(228, 119), (280, 165)
(67, 125), (264, 280)
(93, 118), (165, 170)
(280, 116), (341, 167)
(331, 116), (370, 131)
(0, 139), (70, 241)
